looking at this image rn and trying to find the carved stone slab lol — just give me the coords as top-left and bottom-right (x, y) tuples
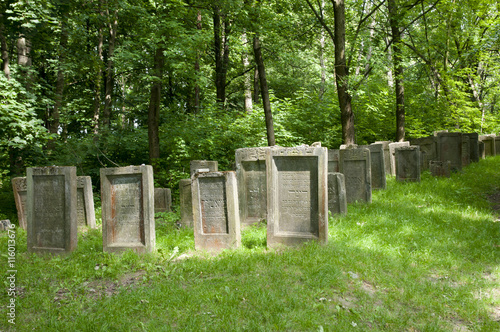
(339, 148), (372, 203)
(429, 160), (451, 177)
(179, 179), (193, 227)
(437, 132), (462, 172)
(190, 160), (218, 176)
(11, 177), (27, 230)
(361, 144), (386, 190)
(27, 166), (77, 254)
(495, 137), (500, 157)
(266, 146), (328, 248)
(235, 147), (269, 227)
(373, 141), (392, 176)
(410, 136), (437, 170)
(328, 172), (347, 215)
(395, 146), (421, 182)
(77, 176), (96, 228)
(464, 133), (479, 163)
(479, 135), (496, 157)
(154, 188), (172, 213)
(101, 165), (155, 253)
(388, 142), (410, 176)
(478, 141), (485, 159)
(192, 171), (240, 251)
(461, 135), (470, 168)
(328, 149), (340, 173)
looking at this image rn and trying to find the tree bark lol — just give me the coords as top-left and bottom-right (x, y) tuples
(102, 9), (118, 128)
(213, 6), (230, 108)
(333, 0), (355, 145)
(93, 2), (104, 136)
(253, 34), (275, 146)
(241, 31), (253, 113)
(253, 66), (260, 103)
(0, 16), (10, 80)
(388, 0), (405, 142)
(194, 10), (202, 114)
(148, 48), (164, 167)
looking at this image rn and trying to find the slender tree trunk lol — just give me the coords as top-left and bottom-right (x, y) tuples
(93, 23), (104, 135)
(241, 31), (253, 113)
(194, 10), (202, 114)
(102, 9), (118, 128)
(388, 0), (405, 142)
(333, 0), (355, 145)
(253, 66), (260, 103)
(213, 6), (230, 107)
(319, 0), (326, 98)
(148, 48), (164, 167)
(0, 16), (10, 80)
(253, 34), (275, 146)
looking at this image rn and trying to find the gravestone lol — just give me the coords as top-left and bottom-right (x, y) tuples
(339, 147), (372, 203)
(495, 137), (500, 156)
(373, 141), (392, 176)
(429, 161), (451, 177)
(179, 179), (193, 227)
(235, 147), (268, 227)
(190, 160), (218, 176)
(266, 146), (328, 248)
(101, 165), (155, 253)
(328, 173), (347, 215)
(461, 135), (470, 167)
(340, 144), (358, 150)
(11, 177), (27, 230)
(395, 146), (421, 182)
(154, 188), (172, 213)
(361, 144), (386, 190)
(27, 166), (77, 254)
(478, 141), (485, 159)
(464, 133), (479, 163)
(192, 171), (240, 251)
(76, 176), (96, 229)
(479, 135), (496, 157)
(328, 149), (340, 173)
(410, 136), (437, 170)
(434, 130), (448, 136)
(0, 220), (12, 231)
(437, 132), (462, 171)
(388, 142), (410, 176)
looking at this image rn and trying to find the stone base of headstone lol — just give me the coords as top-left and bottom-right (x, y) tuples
(429, 161), (451, 177)
(192, 171), (241, 251)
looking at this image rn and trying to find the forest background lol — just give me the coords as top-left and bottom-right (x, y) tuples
(1, 0), (499, 222)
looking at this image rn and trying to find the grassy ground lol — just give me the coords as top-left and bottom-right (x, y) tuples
(1, 157), (499, 331)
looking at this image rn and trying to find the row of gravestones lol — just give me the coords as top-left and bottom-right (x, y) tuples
(12, 132), (498, 254)
(11, 166), (172, 254)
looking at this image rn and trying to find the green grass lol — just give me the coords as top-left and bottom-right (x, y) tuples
(1, 157), (499, 331)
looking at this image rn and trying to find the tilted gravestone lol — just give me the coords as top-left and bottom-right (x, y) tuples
(478, 141), (485, 159)
(479, 135), (496, 157)
(266, 146), (328, 248)
(339, 147), (372, 203)
(360, 144), (386, 190)
(11, 177), (27, 230)
(101, 165), (155, 254)
(190, 160), (218, 176)
(76, 176), (96, 229)
(437, 132), (462, 172)
(409, 136), (437, 171)
(388, 142), (410, 176)
(179, 179), (193, 228)
(464, 133), (479, 163)
(395, 146), (421, 182)
(328, 149), (340, 173)
(154, 188), (172, 213)
(429, 161), (451, 177)
(27, 166), (77, 254)
(235, 147), (268, 227)
(328, 172), (347, 215)
(461, 135), (471, 168)
(373, 141), (392, 176)
(192, 171), (240, 251)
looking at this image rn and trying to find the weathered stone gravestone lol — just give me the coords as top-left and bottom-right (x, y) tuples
(495, 137), (500, 156)
(179, 179), (193, 228)
(101, 165), (155, 254)
(76, 176), (96, 229)
(373, 141), (392, 176)
(154, 188), (172, 213)
(339, 147), (372, 203)
(464, 133), (479, 163)
(191, 171), (241, 251)
(479, 135), (496, 157)
(429, 161), (451, 177)
(360, 144), (386, 190)
(11, 177), (27, 230)
(328, 149), (340, 173)
(0, 220), (12, 231)
(340, 144), (358, 150)
(434, 130), (448, 136)
(461, 135), (470, 168)
(437, 132), (462, 172)
(266, 146), (328, 248)
(478, 141), (485, 159)
(410, 136), (437, 171)
(395, 146), (421, 182)
(27, 166), (77, 254)
(388, 142), (410, 175)
(328, 173), (347, 215)
(235, 147), (268, 227)
(190, 160), (218, 176)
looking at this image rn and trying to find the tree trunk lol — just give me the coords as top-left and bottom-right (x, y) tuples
(194, 10), (202, 114)
(93, 23), (104, 135)
(253, 34), (275, 146)
(388, 0), (405, 142)
(241, 31), (253, 113)
(0, 16), (10, 80)
(148, 48), (164, 167)
(253, 66), (260, 103)
(102, 9), (118, 128)
(213, 5), (230, 108)
(333, 0), (355, 145)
